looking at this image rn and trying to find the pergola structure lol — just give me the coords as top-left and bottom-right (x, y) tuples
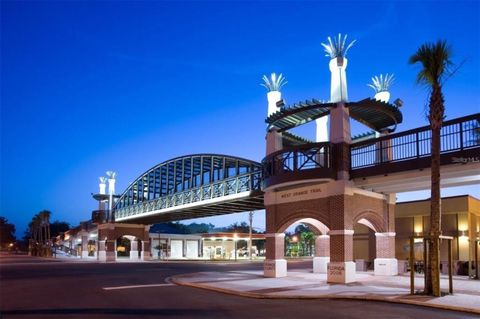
(266, 98), (402, 133)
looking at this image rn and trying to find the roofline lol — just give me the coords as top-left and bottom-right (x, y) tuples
(397, 194), (479, 205)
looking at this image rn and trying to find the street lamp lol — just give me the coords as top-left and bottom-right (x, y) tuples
(248, 211), (253, 260)
(106, 171), (116, 222)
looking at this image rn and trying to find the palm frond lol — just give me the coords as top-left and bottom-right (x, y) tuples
(261, 72), (287, 92)
(321, 33), (356, 58)
(409, 40), (453, 86)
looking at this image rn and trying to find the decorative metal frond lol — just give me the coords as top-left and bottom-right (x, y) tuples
(367, 73), (395, 93)
(261, 73), (287, 92)
(321, 33), (356, 58)
(99, 177), (107, 183)
(106, 171), (117, 179)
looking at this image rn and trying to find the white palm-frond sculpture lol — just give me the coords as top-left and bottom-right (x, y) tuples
(261, 73), (287, 92)
(367, 74), (395, 93)
(99, 177), (107, 184)
(321, 33), (356, 58)
(106, 171), (116, 179)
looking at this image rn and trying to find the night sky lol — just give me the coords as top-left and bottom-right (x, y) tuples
(1, 1), (479, 236)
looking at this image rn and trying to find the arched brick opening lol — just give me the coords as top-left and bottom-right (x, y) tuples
(274, 211), (331, 274)
(97, 223), (151, 262)
(115, 235), (143, 260)
(353, 210), (397, 276)
(353, 210), (387, 233)
(277, 210), (330, 235)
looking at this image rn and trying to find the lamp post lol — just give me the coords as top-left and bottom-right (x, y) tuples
(106, 171), (116, 222)
(248, 211), (253, 260)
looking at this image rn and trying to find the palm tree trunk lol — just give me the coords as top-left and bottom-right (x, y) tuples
(427, 83), (444, 297)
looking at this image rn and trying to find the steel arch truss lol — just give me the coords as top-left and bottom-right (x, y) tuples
(114, 154), (264, 223)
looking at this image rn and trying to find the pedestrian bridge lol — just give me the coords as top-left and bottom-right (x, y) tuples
(114, 154), (264, 224)
(114, 113), (479, 224)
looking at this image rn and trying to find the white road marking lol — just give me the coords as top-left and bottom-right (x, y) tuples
(103, 283), (174, 290)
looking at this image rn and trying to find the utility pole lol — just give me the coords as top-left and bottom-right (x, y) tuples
(249, 211), (253, 260)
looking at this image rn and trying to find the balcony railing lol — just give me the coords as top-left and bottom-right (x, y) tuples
(350, 113), (480, 176)
(262, 142), (335, 189)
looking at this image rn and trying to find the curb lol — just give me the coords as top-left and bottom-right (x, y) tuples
(170, 272), (480, 315)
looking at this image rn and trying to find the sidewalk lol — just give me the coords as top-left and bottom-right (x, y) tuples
(171, 269), (480, 314)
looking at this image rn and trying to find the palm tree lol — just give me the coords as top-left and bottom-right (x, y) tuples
(32, 214), (41, 243)
(301, 231), (315, 256)
(409, 40), (453, 296)
(38, 210), (51, 244)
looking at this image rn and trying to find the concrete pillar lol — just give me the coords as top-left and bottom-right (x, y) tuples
(264, 233), (287, 278)
(105, 239), (116, 262)
(81, 235), (89, 258)
(130, 239), (138, 260)
(98, 240), (106, 261)
(374, 232), (398, 276)
(313, 235), (330, 273)
(327, 230), (355, 283)
(142, 240), (151, 261)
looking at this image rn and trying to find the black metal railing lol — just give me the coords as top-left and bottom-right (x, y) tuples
(262, 142), (335, 188)
(351, 113), (480, 170)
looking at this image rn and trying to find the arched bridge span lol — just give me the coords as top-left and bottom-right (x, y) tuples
(114, 154), (264, 224)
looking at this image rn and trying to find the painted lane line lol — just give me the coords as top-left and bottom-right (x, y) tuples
(103, 283), (174, 290)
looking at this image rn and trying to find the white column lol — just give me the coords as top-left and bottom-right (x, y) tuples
(130, 240), (138, 260)
(267, 91), (282, 117)
(99, 177), (106, 195)
(315, 116), (329, 142)
(98, 240), (106, 261)
(81, 235), (89, 258)
(329, 57), (348, 103)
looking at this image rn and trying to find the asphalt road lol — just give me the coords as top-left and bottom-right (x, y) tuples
(0, 255), (477, 319)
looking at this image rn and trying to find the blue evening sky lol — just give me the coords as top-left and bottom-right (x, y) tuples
(1, 1), (479, 236)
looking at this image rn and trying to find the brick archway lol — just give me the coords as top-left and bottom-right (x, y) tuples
(353, 210), (387, 233)
(97, 223), (151, 262)
(276, 210), (330, 235)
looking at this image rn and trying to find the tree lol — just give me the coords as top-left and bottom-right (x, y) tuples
(185, 222), (214, 234)
(222, 222), (253, 233)
(294, 224), (315, 256)
(38, 210), (51, 243)
(409, 40), (453, 296)
(0, 217), (16, 249)
(49, 221), (71, 239)
(301, 231), (315, 256)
